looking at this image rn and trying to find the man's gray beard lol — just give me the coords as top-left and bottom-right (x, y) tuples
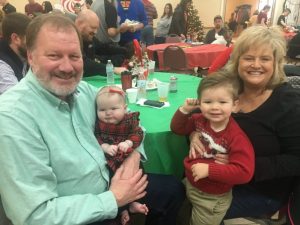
(35, 73), (81, 99)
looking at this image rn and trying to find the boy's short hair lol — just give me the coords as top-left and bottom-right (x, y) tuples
(197, 71), (239, 100)
(96, 85), (126, 105)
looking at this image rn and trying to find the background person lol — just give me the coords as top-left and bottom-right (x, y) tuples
(91, 0), (129, 66)
(0, 0), (16, 14)
(74, 9), (126, 76)
(0, 13), (185, 225)
(154, 3), (173, 44)
(140, 0), (158, 46)
(277, 8), (291, 29)
(257, 5), (271, 26)
(247, 9), (259, 27)
(25, 0), (43, 18)
(117, 0), (148, 46)
(0, 12), (31, 94)
(85, 0), (93, 9)
(191, 25), (300, 224)
(73, 2), (82, 14)
(168, 0), (191, 40)
(171, 72), (254, 225)
(42, 1), (53, 14)
(204, 15), (230, 45)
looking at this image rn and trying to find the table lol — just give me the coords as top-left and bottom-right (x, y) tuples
(84, 72), (201, 178)
(283, 31), (296, 41)
(147, 43), (228, 70)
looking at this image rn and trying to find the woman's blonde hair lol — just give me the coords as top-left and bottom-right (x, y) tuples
(225, 26), (287, 91)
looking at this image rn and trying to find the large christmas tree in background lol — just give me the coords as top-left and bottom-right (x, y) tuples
(187, 2), (205, 41)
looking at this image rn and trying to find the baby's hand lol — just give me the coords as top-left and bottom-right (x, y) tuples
(105, 145), (118, 156)
(118, 141), (131, 152)
(180, 98), (200, 114)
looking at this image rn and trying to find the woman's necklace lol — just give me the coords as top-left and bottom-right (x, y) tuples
(236, 89), (273, 113)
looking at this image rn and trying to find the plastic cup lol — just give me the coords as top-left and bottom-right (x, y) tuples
(126, 88), (138, 103)
(148, 60), (155, 74)
(157, 82), (169, 102)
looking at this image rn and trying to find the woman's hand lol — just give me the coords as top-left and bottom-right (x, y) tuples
(214, 153), (229, 164)
(191, 163), (209, 182)
(189, 131), (205, 158)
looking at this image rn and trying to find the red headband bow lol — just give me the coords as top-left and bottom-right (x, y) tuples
(108, 88), (125, 97)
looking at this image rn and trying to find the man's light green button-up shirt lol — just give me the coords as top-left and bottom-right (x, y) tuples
(0, 70), (118, 225)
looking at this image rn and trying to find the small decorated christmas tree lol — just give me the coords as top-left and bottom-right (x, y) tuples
(187, 2), (205, 42)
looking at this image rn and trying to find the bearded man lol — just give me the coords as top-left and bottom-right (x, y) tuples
(0, 13), (31, 94)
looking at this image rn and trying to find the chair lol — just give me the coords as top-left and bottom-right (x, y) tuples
(286, 44), (300, 64)
(163, 45), (187, 72)
(287, 76), (300, 89)
(165, 34), (182, 43)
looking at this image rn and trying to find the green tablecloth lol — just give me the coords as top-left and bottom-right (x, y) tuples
(84, 72), (201, 178)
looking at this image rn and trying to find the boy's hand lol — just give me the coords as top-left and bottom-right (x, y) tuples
(180, 98), (200, 114)
(191, 163), (209, 182)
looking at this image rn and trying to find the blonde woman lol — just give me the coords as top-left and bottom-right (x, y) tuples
(191, 26), (300, 224)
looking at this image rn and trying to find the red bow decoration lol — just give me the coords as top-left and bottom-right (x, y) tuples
(133, 39), (143, 66)
(108, 88), (125, 97)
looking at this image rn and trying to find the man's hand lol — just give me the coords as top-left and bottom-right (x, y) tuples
(191, 163), (209, 182)
(110, 166), (148, 207)
(121, 151), (140, 179)
(189, 131), (205, 158)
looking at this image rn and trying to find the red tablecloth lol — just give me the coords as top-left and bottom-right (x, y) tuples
(147, 43), (227, 70)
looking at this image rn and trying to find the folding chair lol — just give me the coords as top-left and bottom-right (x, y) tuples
(163, 45), (187, 72)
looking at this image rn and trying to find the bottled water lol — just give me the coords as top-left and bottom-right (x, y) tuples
(106, 60), (114, 84)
